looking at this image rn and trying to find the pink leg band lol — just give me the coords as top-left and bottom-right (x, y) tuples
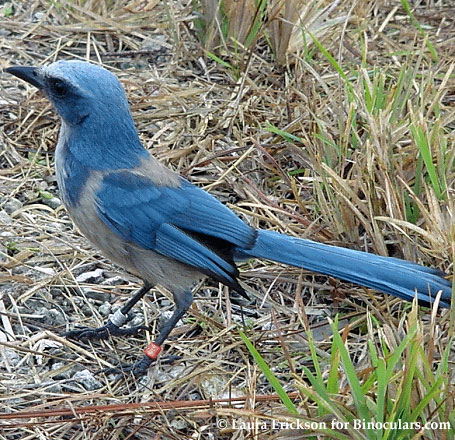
(144, 342), (162, 359)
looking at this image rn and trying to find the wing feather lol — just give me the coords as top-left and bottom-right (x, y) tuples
(94, 170), (257, 291)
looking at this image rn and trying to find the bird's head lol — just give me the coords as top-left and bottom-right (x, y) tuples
(6, 60), (131, 127)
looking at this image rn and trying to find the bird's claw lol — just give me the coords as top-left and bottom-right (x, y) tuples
(99, 354), (181, 381)
(101, 355), (153, 379)
(63, 320), (149, 342)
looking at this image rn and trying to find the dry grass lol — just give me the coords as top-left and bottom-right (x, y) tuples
(1, 0), (454, 439)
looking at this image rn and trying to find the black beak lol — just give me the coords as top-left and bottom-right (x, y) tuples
(6, 66), (44, 89)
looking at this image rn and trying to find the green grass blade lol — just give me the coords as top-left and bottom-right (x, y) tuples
(205, 50), (233, 69)
(238, 328), (299, 416)
(265, 122), (303, 143)
(330, 319), (375, 440)
(400, 0), (438, 61)
(410, 122), (443, 199)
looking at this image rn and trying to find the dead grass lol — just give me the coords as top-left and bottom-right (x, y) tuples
(1, 0), (454, 439)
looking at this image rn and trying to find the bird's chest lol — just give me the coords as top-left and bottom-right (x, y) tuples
(54, 139), (131, 261)
(54, 136), (91, 208)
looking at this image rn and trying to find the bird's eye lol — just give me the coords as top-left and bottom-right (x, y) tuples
(49, 78), (67, 97)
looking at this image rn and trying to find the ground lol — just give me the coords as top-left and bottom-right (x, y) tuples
(1, 1), (454, 439)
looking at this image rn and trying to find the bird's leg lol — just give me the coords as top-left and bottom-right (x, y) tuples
(105, 290), (194, 378)
(64, 281), (153, 341)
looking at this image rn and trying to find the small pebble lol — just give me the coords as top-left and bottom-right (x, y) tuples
(76, 268), (104, 284)
(72, 369), (102, 390)
(98, 302), (112, 316)
(41, 196), (62, 209)
(4, 198), (22, 214)
(0, 210), (12, 224)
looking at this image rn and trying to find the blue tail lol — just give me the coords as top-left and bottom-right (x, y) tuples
(235, 230), (452, 308)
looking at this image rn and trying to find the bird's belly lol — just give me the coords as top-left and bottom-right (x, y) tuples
(65, 193), (202, 295)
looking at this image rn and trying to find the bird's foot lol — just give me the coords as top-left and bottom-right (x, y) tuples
(64, 322), (148, 341)
(63, 310), (148, 342)
(100, 355), (153, 379)
(100, 353), (181, 380)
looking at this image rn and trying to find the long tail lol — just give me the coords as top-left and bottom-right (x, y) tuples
(235, 230), (452, 308)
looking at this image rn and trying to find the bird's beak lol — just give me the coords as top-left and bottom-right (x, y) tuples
(6, 66), (45, 89)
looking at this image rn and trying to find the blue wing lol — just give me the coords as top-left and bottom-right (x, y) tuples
(94, 170), (257, 290)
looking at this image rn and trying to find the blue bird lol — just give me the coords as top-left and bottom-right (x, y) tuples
(6, 61), (452, 376)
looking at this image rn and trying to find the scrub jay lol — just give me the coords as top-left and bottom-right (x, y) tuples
(6, 61), (452, 376)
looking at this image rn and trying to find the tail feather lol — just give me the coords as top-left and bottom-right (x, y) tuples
(235, 230), (452, 308)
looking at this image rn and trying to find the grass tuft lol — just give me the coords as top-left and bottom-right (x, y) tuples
(1, 0), (454, 438)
